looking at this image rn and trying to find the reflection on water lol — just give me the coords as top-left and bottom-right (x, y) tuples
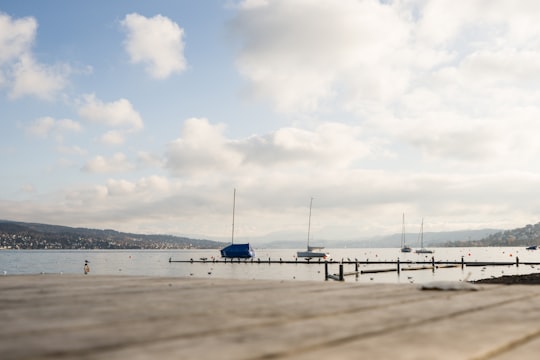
(1, 247), (539, 284)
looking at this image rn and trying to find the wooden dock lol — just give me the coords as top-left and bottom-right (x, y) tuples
(173, 256), (540, 281)
(170, 256), (540, 268)
(2, 274), (540, 359)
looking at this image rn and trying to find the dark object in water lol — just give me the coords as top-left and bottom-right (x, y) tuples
(220, 243), (255, 258)
(474, 272), (540, 285)
(220, 189), (255, 259)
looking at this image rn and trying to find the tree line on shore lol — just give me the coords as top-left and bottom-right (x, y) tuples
(442, 222), (540, 247)
(0, 220), (225, 250)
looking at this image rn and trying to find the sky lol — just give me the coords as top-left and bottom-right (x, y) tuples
(2, 0), (540, 243)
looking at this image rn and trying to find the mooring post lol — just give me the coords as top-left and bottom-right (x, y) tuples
(339, 264), (344, 281)
(461, 256), (464, 269)
(324, 262), (329, 281)
(355, 261), (359, 272)
(516, 257), (519, 267)
(397, 258), (400, 274)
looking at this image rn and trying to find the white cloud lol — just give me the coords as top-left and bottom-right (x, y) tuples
(230, 0), (540, 170)
(121, 13), (187, 79)
(104, 176), (171, 200)
(165, 118), (243, 176)
(166, 118), (372, 177)
(232, 0), (413, 113)
(237, 122), (370, 169)
(137, 151), (164, 168)
(8, 2), (540, 240)
(0, 12), (36, 64)
(78, 94), (143, 131)
(415, 1), (540, 49)
(99, 130), (125, 145)
(26, 116), (82, 139)
(136, 175), (171, 193)
(56, 145), (87, 156)
(0, 13), (70, 100)
(3, 164), (540, 239)
(19, 184), (35, 193)
(106, 179), (137, 196)
(83, 153), (135, 173)
(10, 54), (70, 100)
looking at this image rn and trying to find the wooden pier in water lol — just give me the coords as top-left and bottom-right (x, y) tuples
(170, 256), (540, 281)
(3, 274), (540, 359)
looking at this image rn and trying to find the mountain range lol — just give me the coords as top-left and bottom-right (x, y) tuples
(2, 219), (539, 250)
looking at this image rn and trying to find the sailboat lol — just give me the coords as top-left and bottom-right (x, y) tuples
(296, 197), (329, 259)
(400, 213), (412, 253)
(220, 189), (255, 258)
(415, 218), (433, 254)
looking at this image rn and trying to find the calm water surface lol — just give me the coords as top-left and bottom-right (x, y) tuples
(1, 247), (540, 284)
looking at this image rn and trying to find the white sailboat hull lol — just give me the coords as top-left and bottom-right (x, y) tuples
(415, 249), (434, 254)
(415, 218), (432, 254)
(297, 250), (328, 258)
(297, 197), (329, 259)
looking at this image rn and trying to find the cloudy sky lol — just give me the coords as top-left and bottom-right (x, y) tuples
(2, 0), (540, 243)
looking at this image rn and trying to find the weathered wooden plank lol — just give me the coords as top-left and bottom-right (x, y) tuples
(488, 331), (540, 360)
(285, 287), (540, 360)
(2, 275), (540, 360)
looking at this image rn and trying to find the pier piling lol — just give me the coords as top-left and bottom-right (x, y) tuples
(324, 262), (329, 281)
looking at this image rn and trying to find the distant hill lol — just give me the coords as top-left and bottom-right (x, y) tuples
(443, 222), (540, 247)
(256, 228), (501, 248)
(352, 228), (501, 248)
(2, 219), (533, 250)
(0, 220), (226, 250)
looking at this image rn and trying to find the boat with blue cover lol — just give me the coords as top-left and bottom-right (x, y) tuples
(220, 243), (255, 258)
(220, 189), (255, 259)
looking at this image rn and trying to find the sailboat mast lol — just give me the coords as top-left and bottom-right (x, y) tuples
(401, 213), (405, 247)
(419, 218), (424, 247)
(307, 197), (313, 249)
(231, 188), (236, 244)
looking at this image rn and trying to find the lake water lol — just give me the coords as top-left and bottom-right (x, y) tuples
(1, 247), (540, 284)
